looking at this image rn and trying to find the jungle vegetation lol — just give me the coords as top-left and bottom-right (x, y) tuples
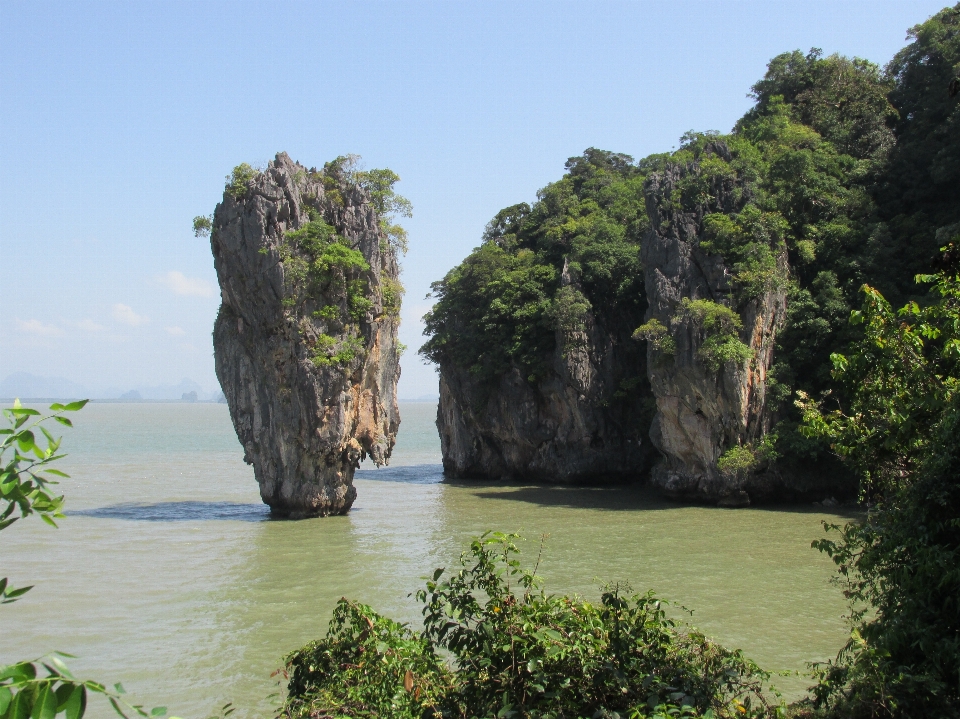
(201, 155), (410, 371)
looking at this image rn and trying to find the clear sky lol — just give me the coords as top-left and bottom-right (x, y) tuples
(0, 0), (948, 398)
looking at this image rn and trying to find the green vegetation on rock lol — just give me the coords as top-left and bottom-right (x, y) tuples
(673, 299), (754, 372)
(225, 163), (258, 199)
(422, 148), (649, 389)
(422, 3), (960, 488)
(233, 155), (412, 373)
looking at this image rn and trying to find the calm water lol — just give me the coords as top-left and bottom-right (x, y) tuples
(0, 402), (857, 717)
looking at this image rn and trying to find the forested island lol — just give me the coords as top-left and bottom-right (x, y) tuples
(207, 154), (409, 517)
(422, 7), (960, 508)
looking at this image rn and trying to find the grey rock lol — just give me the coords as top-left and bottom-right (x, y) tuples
(437, 261), (654, 483)
(641, 144), (786, 503)
(211, 152), (401, 517)
(717, 490), (751, 508)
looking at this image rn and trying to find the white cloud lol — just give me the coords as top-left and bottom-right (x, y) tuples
(158, 271), (215, 298)
(15, 319), (64, 337)
(77, 319), (106, 332)
(112, 304), (149, 327)
(165, 326), (186, 336)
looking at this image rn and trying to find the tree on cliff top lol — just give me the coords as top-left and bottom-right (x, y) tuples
(421, 148), (648, 392)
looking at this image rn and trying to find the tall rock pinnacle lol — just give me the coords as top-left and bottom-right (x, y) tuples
(211, 153), (402, 517)
(641, 142), (786, 505)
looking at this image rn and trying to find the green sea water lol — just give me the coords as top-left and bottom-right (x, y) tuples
(0, 402), (857, 717)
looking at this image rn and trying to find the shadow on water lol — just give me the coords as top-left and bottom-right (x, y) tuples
(70, 501), (272, 522)
(355, 463), (444, 484)
(69, 466), (446, 522)
(448, 480), (864, 518)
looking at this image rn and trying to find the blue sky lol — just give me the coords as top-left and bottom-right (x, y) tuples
(0, 0), (947, 398)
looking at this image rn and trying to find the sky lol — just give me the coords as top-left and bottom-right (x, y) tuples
(0, 0), (949, 398)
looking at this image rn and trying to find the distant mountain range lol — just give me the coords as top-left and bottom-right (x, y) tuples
(399, 394), (439, 403)
(0, 372), (221, 401)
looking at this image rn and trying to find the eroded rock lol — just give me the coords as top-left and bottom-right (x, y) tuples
(641, 144), (786, 503)
(211, 153), (401, 517)
(437, 260), (654, 484)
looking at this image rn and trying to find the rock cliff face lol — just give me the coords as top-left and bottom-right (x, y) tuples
(641, 145), (787, 504)
(211, 153), (401, 517)
(437, 262), (654, 483)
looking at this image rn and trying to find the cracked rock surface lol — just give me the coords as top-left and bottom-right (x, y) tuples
(642, 144), (798, 504)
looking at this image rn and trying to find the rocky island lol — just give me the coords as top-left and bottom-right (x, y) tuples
(208, 153), (405, 517)
(423, 151), (656, 484)
(421, 46), (932, 504)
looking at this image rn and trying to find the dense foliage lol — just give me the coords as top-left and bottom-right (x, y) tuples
(793, 250), (960, 718)
(0, 401), (179, 719)
(209, 155), (411, 371)
(282, 532), (783, 719)
(421, 148), (649, 390)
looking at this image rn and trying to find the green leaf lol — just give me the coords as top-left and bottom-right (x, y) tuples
(39, 427), (56, 446)
(62, 685), (85, 719)
(16, 432), (36, 453)
(53, 417), (72, 428)
(113, 684), (126, 696)
(48, 657), (74, 680)
(108, 697), (129, 719)
(62, 401), (88, 412)
(4, 586), (34, 600)
(9, 409), (41, 418)
(42, 470), (69, 479)
(0, 663), (37, 682)
(9, 689), (30, 719)
(0, 687), (11, 715)
(39, 515), (58, 529)
(149, 708), (167, 717)
(31, 683), (57, 719)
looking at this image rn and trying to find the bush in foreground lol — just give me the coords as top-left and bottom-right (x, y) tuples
(282, 532), (782, 719)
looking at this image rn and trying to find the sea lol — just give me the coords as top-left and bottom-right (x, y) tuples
(0, 402), (857, 717)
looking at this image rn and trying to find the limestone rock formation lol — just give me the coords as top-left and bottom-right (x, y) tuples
(211, 153), (401, 517)
(437, 261), (655, 483)
(641, 143), (786, 504)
